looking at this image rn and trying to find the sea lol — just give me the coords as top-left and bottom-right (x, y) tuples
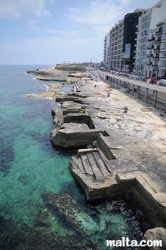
(0, 65), (143, 249)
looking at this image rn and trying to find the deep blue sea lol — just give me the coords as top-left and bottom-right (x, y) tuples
(0, 65), (143, 249)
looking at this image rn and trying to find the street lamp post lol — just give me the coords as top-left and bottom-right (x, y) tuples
(96, 57), (100, 68)
(90, 57), (94, 67)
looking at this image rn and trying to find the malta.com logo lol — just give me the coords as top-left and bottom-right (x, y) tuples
(106, 237), (162, 248)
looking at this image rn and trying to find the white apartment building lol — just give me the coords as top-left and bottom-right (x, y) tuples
(134, 10), (150, 75)
(103, 33), (110, 68)
(146, 28), (157, 77)
(157, 19), (166, 77)
(134, 0), (166, 77)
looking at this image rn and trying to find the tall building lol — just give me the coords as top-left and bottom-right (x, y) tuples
(122, 11), (144, 72)
(134, 0), (166, 77)
(146, 28), (156, 76)
(107, 19), (124, 71)
(103, 33), (110, 68)
(134, 9), (151, 75)
(157, 19), (166, 77)
(106, 11), (144, 72)
(103, 0), (166, 76)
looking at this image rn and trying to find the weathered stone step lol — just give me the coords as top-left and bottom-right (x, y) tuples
(80, 154), (94, 176)
(98, 150), (115, 174)
(70, 156), (85, 173)
(92, 151), (111, 178)
(77, 148), (113, 180)
(87, 153), (105, 182)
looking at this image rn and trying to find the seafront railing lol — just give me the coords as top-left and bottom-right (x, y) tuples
(100, 71), (166, 114)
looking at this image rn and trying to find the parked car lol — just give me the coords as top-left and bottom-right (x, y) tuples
(140, 76), (148, 82)
(158, 79), (166, 86)
(150, 77), (158, 84)
(118, 72), (126, 76)
(134, 75), (142, 80)
(121, 72), (127, 76)
(128, 74), (139, 79)
(126, 73), (131, 78)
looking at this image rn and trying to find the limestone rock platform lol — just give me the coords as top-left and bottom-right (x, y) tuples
(69, 133), (166, 227)
(49, 72), (166, 227)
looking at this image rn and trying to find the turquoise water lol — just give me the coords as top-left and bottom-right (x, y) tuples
(0, 66), (143, 249)
(0, 65), (75, 224)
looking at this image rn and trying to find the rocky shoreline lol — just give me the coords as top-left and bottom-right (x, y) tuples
(27, 66), (89, 99)
(27, 65), (166, 248)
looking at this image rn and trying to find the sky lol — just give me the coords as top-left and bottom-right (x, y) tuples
(0, 0), (159, 65)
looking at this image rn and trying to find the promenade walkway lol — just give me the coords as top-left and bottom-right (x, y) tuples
(87, 68), (166, 113)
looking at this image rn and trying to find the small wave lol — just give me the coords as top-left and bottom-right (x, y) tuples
(45, 97), (53, 100)
(25, 93), (54, 100)
(45, 84), (50, 92)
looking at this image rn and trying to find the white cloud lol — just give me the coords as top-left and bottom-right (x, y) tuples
(69, 8), (80, 13)
(47, 29), (80, 37)
(93, 25), (114, 39)
(68, 0), (158, 38)
(69, 0), (158, 26)
(69, 0), (125, 39)
(0, 0), (54, 19)
(118, 0), (130, 4)
(69, 1), (122, 25)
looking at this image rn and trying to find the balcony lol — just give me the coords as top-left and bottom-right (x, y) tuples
(155, 39), (161, 44)
(158, 64), (166, 68)
(160, 56), (166, 60)
(152, 63), (158, 68)
(146, 62), (152, 65)
(154, 48), (160, 53)
(155, 30), (163, 36)
(148, 37), (155, 41)
(162, 38), (166, 43)
(141, 33), (148, 37)
(147, 45), (154, 49)
(162, 28), (166, 33)
(146, 53), (153, 57)
(153, 56), (159, 61)
(160, 47), (166, 52)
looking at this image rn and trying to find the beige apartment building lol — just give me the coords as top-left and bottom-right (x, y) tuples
(107, 19), (124, 71)
(104, 11), (145, 72)
(103, 33), (110, 69)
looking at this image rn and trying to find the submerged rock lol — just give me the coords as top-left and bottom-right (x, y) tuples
(0, 215), (89, 250)
(36, 208), (50, 227)
(41, 191), (99, 236)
